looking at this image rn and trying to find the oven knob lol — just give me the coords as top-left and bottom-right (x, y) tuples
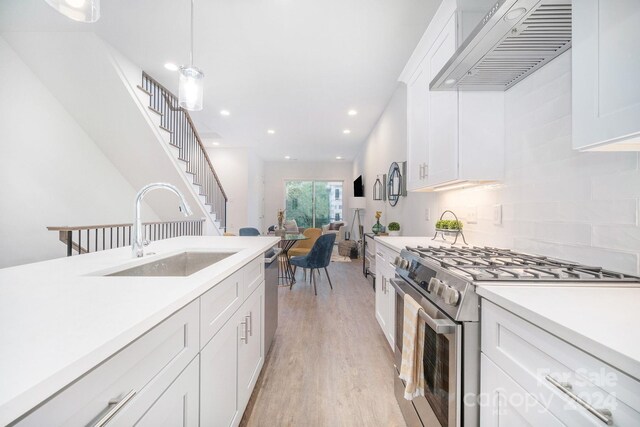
(428, 278), (443, 294)
(443, 286), (461, 306)
(400, 259), (410, 269)
(394, 256), (402, 266)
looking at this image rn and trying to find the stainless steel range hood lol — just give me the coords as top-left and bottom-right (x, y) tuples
(431, 0), (571, 91)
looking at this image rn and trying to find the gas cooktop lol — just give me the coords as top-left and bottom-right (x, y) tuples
(404, 246), (640, 283)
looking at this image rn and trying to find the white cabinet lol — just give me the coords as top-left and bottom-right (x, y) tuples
(201, 281), (265, 427)
(17, 301), (200, 427)
(402, 1), (504, 192)
(481, 300), (640, 426)
(200, 310), (241, 427)
(481, 354), (564, 427)
(374, 243), (398, 351)
(406, 57), (430, 191)
(18, 255), (268, 427)
(573, 0), (640, 151)
(426, 12), (459, 187)
(132, 356), (200, 427)
(237, 282), (265, 411)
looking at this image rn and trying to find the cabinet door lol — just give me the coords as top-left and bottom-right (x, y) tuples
(200, 312), (241, 427)
(481, 355), (564, 427)
(134, 356), (200, 427)
(406, 60), (430, 191)
(426, 13), (459, 187)
(374, 256), (388, 334)
(238, 282), (265, 412)
(385, 280), (396, 350)
(573, 0), (640, 150)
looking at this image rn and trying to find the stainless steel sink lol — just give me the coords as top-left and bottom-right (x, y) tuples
(106, 251), (237, 277)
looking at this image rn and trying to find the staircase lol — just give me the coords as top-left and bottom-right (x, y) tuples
(137, 72), (227, 232)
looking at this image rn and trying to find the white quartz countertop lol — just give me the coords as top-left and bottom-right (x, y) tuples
(0, 236), (279, 425)
(374, 235), (452, 253)
(477, 285), (640, 381)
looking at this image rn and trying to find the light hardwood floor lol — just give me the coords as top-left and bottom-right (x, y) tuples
(240, 260), (406, 427)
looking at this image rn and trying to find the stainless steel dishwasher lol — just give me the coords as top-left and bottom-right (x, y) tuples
(264, 246), (281, 353)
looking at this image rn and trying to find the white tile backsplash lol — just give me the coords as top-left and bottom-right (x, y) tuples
(436, 52), (640, 274)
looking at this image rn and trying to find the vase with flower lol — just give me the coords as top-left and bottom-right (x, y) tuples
(372, 211), (383, 235)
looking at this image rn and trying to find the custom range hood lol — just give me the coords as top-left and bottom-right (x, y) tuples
(431, 0), (571, 91)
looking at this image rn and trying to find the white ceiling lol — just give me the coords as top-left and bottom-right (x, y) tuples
(0, 0), (439, 161)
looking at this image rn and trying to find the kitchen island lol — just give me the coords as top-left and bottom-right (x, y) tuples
(0, 235), (279, 426)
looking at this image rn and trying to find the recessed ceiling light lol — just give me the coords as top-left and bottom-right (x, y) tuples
(267, 129), (275, 134)
(445, 78), (457, 85)
(343, 129), (351, 134)
(212, 142), (220, 146)
(348, 110), (358, 116)
(284, 155), (291, 160)
(164, 62), (179, 71)
(336, 156), (343, 160)
(220, 110), (230, 116)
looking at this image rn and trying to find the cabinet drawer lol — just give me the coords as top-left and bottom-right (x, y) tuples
(18, 301), (199, 427)
(200, 269), (244, 348)
(244, 255), (264, 297)
(481, 354), (564, 426)
(482, 300), (640, 426)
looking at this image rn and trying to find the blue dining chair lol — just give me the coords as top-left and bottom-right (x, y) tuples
(289, 233), (336, 295)
(239, 227), (261, 236)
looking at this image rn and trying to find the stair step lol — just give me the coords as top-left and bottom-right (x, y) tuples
(169, 141), (181, 149)
(148, 106), (162, 116)
(136, 84), (152, 96)
(159, 125), (173, 134)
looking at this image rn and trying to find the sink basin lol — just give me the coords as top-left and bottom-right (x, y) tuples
(106, 251), (237, 277)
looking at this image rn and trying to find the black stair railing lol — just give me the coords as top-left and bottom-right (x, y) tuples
(48, 219), (206, 256)
(139, 72), (227, 231)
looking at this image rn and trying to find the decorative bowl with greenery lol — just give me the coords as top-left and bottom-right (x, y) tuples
(388, 221), (401, 236)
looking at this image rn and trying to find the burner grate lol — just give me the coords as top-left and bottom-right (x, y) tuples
(405, 246), (640, 282)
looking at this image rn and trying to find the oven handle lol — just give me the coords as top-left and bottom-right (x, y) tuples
(389, 279), (457, 335)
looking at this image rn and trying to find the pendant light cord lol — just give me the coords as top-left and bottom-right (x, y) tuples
(190, 0), (194, 66)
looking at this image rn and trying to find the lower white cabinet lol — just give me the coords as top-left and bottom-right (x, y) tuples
(201, 281), (265, 427)
(17, 256), (267, 427)
(481, 300), (640, 426)
(481, 354), (564, 427)
(17, 301), (200, 427)
(374, 243), (397, 351)
(131, 356), (200, 427)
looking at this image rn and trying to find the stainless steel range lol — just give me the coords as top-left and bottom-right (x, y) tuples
(390, 245), (640, 427)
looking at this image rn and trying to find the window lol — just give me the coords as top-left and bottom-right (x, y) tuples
(285, 181), (343, 228)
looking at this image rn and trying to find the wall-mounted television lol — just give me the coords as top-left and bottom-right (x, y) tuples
(354, 175), (364, 197)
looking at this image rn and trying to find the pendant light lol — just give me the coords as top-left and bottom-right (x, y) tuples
(45, 0), (100, 23)
(179, 0), (204, 111)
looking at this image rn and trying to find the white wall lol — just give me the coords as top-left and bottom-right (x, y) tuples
(0, 38), (158, 268)
(355, 52), (640, 275)
(264, 161), (354, 230)
(208, 147), (264, 234)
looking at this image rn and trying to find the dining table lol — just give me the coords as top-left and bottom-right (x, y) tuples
(276, 233), (308, 286)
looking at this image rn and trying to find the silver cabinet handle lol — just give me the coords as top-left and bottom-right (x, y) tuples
(545, 375), (613, 425)
(240, 319), (248, 344)
(246, 312), (253, 337)
(93, 389), (137, 427)
(423, 164), (428, 178)
(382, 277), (387, 294)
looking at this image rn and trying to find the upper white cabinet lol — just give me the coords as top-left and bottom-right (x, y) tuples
(573, 0), (640, 151)
(402, 0), (504, 192)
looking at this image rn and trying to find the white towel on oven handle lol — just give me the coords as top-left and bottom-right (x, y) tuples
(399, 293), (425, 399)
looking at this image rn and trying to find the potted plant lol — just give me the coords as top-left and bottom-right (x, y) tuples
(387, 222), (401, 236)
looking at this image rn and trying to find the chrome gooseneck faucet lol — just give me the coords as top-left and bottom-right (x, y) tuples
(132, 183), (193, 258)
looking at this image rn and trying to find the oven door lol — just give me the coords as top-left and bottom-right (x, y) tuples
(390, 277), (461, 427)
